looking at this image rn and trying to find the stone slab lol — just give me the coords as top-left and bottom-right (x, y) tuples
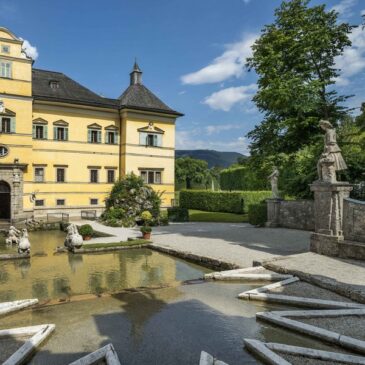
(68, 344), (121, 365)
(262, 252), (365, 303)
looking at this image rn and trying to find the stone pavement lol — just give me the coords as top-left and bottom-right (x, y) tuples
(263, 252), (365, 303)
(150, 222), (310, 268)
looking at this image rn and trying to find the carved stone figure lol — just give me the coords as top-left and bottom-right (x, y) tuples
(268, 167), (280, 199)
(64, 224), (83, 251)
(317, 152), (336, 183)
(6, 226), (20, 245)
(317, 120), (347, 182)
(18, 228), (31, 254)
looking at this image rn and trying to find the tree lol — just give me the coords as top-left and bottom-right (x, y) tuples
(246, 0), (353, 163)
(175, 157), (209, 189)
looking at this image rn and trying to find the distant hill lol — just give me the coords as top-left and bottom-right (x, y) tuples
(176, 149), (246, 168)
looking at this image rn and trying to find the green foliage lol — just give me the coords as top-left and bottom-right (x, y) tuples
(179, 190), (272, 214)
(141, 211), (153, 225)
(101, 173), (161, 227)
(140, 226), (152, 234)
(175, 157), (209, 189)
(248, 203), (268, 227)
(220, 166), (268, 191)
(167, 207), (189, 222)
(247, 0), (352, 172)
(79, 224), (94, 237)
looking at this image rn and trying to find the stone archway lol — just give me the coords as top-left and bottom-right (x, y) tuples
(0, 180), (11, 220)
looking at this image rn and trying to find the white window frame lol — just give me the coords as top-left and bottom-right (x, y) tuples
(34, 167), (45, 183)
(0, 60), (12, 78)
(140, 169), (162, 184)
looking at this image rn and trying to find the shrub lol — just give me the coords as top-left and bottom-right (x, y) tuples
(100, 173), (162, 227)
(167, 207), (189, 222)
(248, 203), (267, 227)
(140, 226), (152, 234)
(79, 224), (94, 237)
(220, 166), (268, 191)
(179, 190), (272, 214)
(141, 211), (153, 224)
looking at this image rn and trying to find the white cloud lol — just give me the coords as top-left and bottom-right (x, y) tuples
(335, 26), (365, 85)
(181, 34), (257, 85)
(361, 9), (365, 16)
(203, 84), (257, 112)
(331, 0), (357, 18)
(20, 38), (39, 60)
(205, 123), (242, 135)
(176, 129), (249, 154)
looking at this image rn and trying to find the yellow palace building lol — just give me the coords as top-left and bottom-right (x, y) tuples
(0, 27), (182, 222)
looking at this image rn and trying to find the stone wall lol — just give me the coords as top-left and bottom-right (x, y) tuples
(266, 199), (315, 231)
(343, 198), (365, 243)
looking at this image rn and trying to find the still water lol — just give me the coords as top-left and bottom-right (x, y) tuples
(0, 230), (210, 302)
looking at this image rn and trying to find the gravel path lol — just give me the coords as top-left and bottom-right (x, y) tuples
(149, 222), (310, 268)
(269, 281), (353, 303)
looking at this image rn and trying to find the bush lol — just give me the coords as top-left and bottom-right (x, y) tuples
(140, 226), (152, 234)
(100, 173), (162, 227)
(179, 190), (272, 214)
(220, 166), (268, 191)
(248, 203), (267, 227)
(79, 224), (94, 237)
(167, 207), (189, 222)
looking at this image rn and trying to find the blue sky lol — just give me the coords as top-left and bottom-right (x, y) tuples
(1, 0), (365, 154)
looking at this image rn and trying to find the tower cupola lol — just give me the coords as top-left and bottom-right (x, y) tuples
(130, 60), (142, 85)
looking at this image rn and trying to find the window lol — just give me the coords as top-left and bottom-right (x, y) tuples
(34, 167), (45, 182)
(54, 126), (68, 141)
(89, 129), (100, 143)
(90, 198), (98, 205)
(0, 60), (11, 78)
(0, 145), (8, 157)
(35, 199), (44, 207)
(33, 124), (47, 139)
(1, 45), (10, 54)
(90, 169), (98, 183)
(1, 117), (11, 133)
(140, 170), (162, 184)
(56, 199), (65, 206)
(49, 81), (59, 89)
(106, 131), (116, 144)
(139, 132), (162, 147)
(56, 168), (65, 183)
(107, 170), (115, 183)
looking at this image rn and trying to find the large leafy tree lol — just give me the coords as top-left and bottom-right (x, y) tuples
(247, 0), (352, 162)
(175, 157), (209, 189)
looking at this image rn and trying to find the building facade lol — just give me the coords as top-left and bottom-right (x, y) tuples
(0, 27), (182, 221)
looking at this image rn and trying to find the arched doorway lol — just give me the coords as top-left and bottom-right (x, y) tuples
(0, 181), (11, 220)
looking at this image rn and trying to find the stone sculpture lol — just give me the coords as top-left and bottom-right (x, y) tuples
(317, 120), (347, 182)
(6, 226), (20, 245)
(18, 228), (31, 254)
(64, 223), (83, 251)
(268, 167), (280, 199)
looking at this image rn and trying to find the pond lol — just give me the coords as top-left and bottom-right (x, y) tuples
(0, 230), (210, 302)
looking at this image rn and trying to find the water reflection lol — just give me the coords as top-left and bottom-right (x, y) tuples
(0, 230), (210, 301)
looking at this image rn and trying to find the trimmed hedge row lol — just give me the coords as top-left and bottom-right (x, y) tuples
(248, 203), (267, 226)
(167, 207), (189, 222)
(220, 166), (267, 191)
(179, 190), (272, 214)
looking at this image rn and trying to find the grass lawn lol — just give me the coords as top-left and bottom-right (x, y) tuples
(188, 210), (248, 223)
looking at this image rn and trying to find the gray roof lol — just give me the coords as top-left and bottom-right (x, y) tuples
(32, 68), (183, 116)
(118, 84), (182, 116)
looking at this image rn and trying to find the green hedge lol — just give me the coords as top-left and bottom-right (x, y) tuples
(167, 207), (189, 222)
(179, 190), (272, 214)
(220, 166), (268, 191)
(248, 203), (267, 227)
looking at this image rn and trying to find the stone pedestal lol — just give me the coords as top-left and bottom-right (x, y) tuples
(310, 181), (353, 255)
(266, 198), (283, 228)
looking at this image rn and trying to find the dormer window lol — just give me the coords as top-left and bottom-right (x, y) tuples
(49, 80), (59, 89)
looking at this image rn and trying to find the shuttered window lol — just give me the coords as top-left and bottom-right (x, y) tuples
(89, 129), (101, 143)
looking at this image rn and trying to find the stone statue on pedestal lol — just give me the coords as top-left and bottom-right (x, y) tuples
(64, 223), (83, 251)
(317, 120), (347, 182)
(268, 167), (280, 199)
